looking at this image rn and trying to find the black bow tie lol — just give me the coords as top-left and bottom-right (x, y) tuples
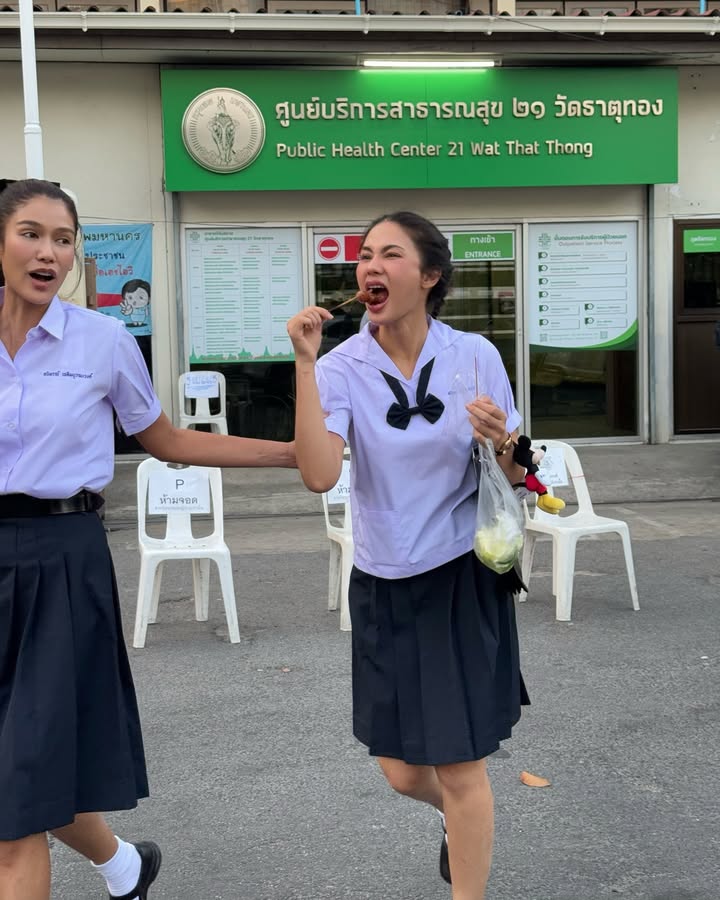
(381, 358), (445, 431)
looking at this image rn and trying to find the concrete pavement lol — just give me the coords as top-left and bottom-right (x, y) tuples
(49, 440), (720, 899)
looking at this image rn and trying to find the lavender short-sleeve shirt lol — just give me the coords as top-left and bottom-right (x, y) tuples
(316, 318), (521, 580)
(0, 292), (161, 498)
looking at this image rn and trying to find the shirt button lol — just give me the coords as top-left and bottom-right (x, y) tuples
(6, 423), (16, 430)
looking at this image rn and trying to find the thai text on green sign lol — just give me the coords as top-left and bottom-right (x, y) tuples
(684, 229), (720, 254)
(452, 232), (514, 261)
(161, 68), (678, 192)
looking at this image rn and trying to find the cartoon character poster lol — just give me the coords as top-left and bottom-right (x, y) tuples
(82, 224), (153, 336)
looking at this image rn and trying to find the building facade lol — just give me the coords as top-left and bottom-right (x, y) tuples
(1, 4), (718, 446)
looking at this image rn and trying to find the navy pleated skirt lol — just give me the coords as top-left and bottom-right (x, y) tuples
(0, 512), (149, 841)
(350, 551), (529, 766)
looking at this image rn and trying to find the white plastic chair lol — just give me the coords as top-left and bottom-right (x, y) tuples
(178, 371), (229, 434)
(520, 440), (640, 622)
(133, 458), (240, 647)
(322, 452), (353, 632)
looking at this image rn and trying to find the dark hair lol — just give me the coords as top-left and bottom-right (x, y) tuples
(121, 278), (151, 298)
(361, 211), (453, 318)
(0, 179), (79, 242)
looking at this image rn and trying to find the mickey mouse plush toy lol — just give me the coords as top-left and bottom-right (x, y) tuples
(512, 435), (565, 515)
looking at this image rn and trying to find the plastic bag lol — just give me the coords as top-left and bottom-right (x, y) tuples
(473, 438), (524, 574)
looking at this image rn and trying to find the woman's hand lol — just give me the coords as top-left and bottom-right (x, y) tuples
(287, 306), (333, 365)
(466, 395), (509, 452)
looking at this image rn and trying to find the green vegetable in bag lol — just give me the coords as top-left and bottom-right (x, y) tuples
(473, 439), (524, 574)
(473, 511), (524, 574)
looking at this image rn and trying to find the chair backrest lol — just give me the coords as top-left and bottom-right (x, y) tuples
(322, 451), (352, 536)
(527, 440), (595, 516)
(178, 371), (227, 420)
(322, 490), (351, 536)
(136, 457), (225, 545)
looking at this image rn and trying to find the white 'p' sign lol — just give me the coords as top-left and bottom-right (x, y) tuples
(326, 460), (351, 505)
(148, 466), (212, 514)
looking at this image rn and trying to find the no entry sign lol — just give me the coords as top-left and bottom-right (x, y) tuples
(317, 237), (341, 261)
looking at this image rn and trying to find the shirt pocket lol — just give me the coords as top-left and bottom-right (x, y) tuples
(355, 507), (410, 567)
(442, 369), (475, 440)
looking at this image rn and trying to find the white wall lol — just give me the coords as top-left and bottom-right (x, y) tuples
(0, 61), (178, 419)
(179, 184), (644, 227)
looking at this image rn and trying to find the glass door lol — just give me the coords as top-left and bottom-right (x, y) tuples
(673, 221), (720, 434)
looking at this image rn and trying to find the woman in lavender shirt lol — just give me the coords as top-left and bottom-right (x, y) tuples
(0, 180), (295, 900)
(287, 212), (529, 900)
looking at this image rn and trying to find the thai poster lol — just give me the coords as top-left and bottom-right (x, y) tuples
(82, 224), (153, 336)
(527, 222), (638, 351)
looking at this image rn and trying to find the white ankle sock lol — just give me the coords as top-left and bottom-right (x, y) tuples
(93, 837), (142, 898)
(436, 809), (448, 839)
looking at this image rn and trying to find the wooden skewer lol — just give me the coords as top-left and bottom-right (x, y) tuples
(328, 291), (369, 314)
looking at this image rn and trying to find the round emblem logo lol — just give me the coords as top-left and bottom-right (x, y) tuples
(181, 88), (265, 174)
(318, 237), (341, 261)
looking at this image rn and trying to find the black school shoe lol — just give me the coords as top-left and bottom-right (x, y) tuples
(109, 842), (162, 900)
(439, 829), (451, 885)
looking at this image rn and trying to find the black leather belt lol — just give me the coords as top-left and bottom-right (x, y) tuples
(0, 490), (104, 518)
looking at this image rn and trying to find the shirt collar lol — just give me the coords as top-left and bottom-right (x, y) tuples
(0, 290), (66, 340)
(36, 296), (66, 339)
(335, 317), (461, 383)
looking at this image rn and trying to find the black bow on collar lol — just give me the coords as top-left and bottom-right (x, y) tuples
(381, 358), (445, 430)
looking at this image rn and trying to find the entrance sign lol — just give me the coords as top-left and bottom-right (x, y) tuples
(161, 68), (678, 192)
(185, 227), (302, 363)
(527, 222), (638, 350)
(314, 230), (515, 265)
(452, 232), (515, 261)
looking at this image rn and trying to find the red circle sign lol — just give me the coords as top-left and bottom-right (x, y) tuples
(318, 237), (341, 261)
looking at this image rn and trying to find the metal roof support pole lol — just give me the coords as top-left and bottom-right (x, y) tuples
(19, 0), (44, 178)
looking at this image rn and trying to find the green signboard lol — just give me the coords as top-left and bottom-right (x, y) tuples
(683, 229), (720, 254)
(452, 232), (514, 261)
(161, 68), (678, 192)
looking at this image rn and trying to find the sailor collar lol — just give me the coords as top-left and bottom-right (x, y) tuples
(331, 316), (463, 385)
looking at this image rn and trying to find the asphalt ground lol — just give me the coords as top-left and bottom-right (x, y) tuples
(49, 497), (720, 900)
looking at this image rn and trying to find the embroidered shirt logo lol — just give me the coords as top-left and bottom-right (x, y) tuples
(43, 370), (94, 379)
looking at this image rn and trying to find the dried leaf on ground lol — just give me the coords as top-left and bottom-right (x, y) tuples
(519, 770), (551, 788)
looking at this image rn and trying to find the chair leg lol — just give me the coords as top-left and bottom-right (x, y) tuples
(619, 526), (640, 611)
(134, 556), (162, 648)
(555, 535), (578, 622)
(149, 560), (164, 624)
(339, 546), (352, 633)
(216, 555), (240, 644)
(519, 533), (537, 602)
(192, 558), (211, 621)
(328, 543), (341, 611)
